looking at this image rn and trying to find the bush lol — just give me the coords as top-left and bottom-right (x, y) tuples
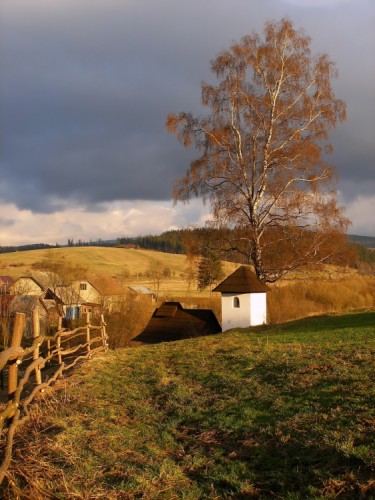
(105, 294), (154, 348)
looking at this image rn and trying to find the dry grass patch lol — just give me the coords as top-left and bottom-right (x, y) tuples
(268, 275), (375, 323)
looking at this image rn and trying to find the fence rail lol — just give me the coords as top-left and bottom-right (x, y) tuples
(0, 309), (108, 485)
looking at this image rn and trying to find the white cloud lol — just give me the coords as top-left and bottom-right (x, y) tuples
(0, 200), (211, 246)
(1, 194), (374, 247)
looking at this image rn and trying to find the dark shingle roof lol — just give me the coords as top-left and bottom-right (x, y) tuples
(213, 266), (269, 293)
(133, 301), (221, 343)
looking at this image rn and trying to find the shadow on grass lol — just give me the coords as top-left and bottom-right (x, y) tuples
(177, 416), (372, 498)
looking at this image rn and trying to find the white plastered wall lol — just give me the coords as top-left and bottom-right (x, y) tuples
(250, 292), (267, 326)
(221, 292), (267, 331)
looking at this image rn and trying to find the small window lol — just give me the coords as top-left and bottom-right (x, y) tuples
(233, 296), (240, 308)
(80, 283), (87, 291)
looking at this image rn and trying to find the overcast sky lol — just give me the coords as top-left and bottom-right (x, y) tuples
(1, 0), (374, 245)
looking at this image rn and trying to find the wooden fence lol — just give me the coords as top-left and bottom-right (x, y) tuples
(0, 309), (108, 485)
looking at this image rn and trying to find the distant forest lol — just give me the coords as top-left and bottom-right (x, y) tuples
(116, 230), (186, 254)
(1, 230), (374, 268)
(117, 230), (375, 269)
(0, 243), (54, 254)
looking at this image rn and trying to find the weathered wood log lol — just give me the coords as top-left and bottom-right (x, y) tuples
(0, 311), (109, 488)
(100, 314), (109, 350)
(8, 313), (26, 402)
(32, 309), (42, 385)
(85, 312), (91, 357)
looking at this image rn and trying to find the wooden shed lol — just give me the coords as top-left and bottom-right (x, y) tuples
(133, 301), (221, 343)
(213, 266), (270, 331)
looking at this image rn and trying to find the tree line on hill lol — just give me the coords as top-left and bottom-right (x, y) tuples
(1, 229), (374, 274)
(116, 231), (185, 254)
(0, 243), (54, 254)
(117, 229), (375, 270)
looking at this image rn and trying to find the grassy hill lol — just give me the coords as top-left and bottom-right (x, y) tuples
(0, 246), (239, 298)
(4, 312), (374, 499)
(0, 246), (188, 278)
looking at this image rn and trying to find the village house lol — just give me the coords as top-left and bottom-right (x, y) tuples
(10, 274), (49, 296)
(73, 276), (126, 314)
(10, 272), (126, 320)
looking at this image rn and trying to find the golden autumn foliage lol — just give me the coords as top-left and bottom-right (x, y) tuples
(168, 19), (349, 283)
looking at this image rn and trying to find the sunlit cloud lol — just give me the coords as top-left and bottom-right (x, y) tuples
(0, 200), (211, 246)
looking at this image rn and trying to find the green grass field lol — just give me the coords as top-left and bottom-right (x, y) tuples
(4, 312), (374, 499)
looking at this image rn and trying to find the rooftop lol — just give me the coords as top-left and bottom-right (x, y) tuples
(213, 266), (270, 293)
(133, 301), (221, 343)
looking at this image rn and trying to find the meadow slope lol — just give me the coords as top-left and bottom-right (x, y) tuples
(0, 246), (188, 279)
(3, 312), (374, 499)
(0, 246), (240, 298)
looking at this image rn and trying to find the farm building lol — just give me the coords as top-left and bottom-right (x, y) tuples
(213, 265), (270, 331)
(133, 301), (221, 343)
(9, 272), (126, 319)
(72, 276), (126, 313)
(10, 273), (50, 296)
(128, 285), (155, 305)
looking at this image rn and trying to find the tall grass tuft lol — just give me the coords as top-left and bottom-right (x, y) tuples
(268, 276), (375, 323)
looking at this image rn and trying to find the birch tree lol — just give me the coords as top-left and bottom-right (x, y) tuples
(167, 19), (349, 282)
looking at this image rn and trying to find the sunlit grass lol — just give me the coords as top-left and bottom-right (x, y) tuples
(3, 311), (374, 499)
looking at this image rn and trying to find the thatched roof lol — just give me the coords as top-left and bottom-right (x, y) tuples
(133, 302), (221, 343)
(213, 266), (270, 293)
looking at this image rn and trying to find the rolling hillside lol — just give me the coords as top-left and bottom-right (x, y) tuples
(0, 246), (188, 279)
(0, 246), (239, 298)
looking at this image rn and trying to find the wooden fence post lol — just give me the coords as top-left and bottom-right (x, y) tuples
(56, 334), (62, 365)
(8, 313), (26, 401)
(85, 312), (91, 357)
(56, 316), (63, 365)
(100, 314), (108, 350)
(32, 309), (42, 385)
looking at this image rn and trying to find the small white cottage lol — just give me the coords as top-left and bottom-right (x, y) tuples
(213, 266), (270, 331)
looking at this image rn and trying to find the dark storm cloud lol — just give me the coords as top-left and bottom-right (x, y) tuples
(0, 0), (374, 214)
